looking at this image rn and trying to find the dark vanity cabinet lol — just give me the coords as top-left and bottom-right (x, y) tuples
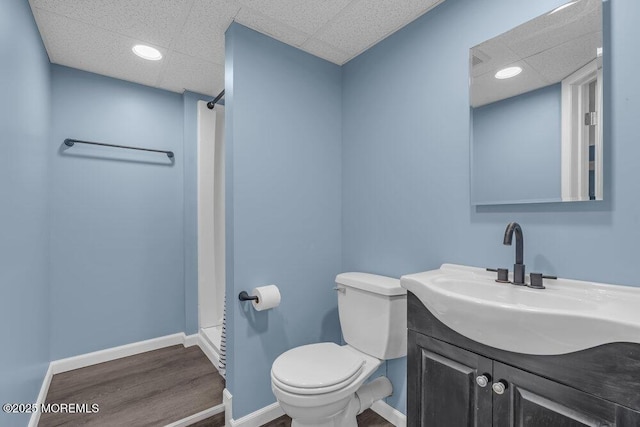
(412, 333), (492, 426)
(407, 293), (640, 427)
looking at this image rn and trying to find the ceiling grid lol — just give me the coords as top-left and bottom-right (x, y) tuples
(29, 0), (444, 96)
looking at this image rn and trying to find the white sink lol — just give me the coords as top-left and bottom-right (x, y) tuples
(401, 264), (640, 355)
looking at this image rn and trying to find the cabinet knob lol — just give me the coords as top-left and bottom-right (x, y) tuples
(492, 380), (508, 395)
(476, 374), (491, 387)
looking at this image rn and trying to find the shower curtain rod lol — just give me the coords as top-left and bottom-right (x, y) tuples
(64, 138), (174, 158)
(207, 89), (225, 109)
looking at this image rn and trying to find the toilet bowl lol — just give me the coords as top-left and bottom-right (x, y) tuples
(270, 273), (406, 426)
(271, 343), (393, 427)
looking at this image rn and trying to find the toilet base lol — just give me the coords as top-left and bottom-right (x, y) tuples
(280, 377), (393, 427)
(290, 396), (360, 427)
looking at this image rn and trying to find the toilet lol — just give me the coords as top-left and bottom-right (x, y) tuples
(271, 272), (407, 427)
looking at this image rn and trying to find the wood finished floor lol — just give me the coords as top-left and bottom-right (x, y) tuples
(191, 409), (393, 427)
(39, 345), (224, 427)
(37, 344), (393, 427)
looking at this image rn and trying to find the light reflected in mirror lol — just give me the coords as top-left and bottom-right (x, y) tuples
(470, 0), (603, 205)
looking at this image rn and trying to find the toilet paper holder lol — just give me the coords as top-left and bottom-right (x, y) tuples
(238, 291), (259, 303)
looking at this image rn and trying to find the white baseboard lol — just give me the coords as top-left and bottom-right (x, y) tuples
(224, 391), (405, 427)
(224, 389), (233, 427)
(230, 402), (283, 427)
(164, 403), (224, 427)
(26, 335), (405, 427)
(27, 364), (53, 427)
(28, 332), (206, 427)
(371, 400), (407, 427)
(224, 389), (284, 427)
(197, 333), (221, 372)
(184, 333), (200, 348)
(51, 333), (191, 375)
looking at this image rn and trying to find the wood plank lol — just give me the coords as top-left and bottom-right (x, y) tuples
(192, 409), (393, 427)
(259, 409), (393, 427)
(39, 345), (224, 427)
(188, 411), (225, 426)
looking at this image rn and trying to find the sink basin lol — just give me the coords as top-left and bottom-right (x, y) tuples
(401, 264), (640, 355)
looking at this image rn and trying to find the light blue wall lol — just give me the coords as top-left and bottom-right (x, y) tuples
(5, 0), (634, 421)
(0, 1), (51, 425)
(49, 65), (186, 359)
(342, 0), (628, 415)
(225, 23), (343, 418)
(472, 84), (562, 204)
(183, 91), (213, 335)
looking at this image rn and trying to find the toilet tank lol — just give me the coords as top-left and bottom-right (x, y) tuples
(335, 273), (407, 360)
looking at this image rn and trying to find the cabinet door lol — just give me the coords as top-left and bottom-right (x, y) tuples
(492, 361), (639, 427)
(408, 332), (493, 427)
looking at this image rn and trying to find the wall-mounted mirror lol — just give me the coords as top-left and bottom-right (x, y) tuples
(470, 0), (603, 205)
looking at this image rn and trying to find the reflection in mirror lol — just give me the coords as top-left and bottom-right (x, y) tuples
(470, 0), (603, 205)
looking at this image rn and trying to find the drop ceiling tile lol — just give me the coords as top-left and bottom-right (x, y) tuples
(33, 9), (164, 88)
(316, 0), (443, 56)
(172, 0), (240, 64)
(471, 61), (548, 108)
(238, 0), (353, 36)
(29, 0), (194, 47)
(497, 0), (601, 59)
(470, 39), (520, 78)
(158, 52), (224, 96)
(525, 31), (601, 83)
(28, 0), (456, 97)
(235, 7), (310, 48)
(300, 38), (352, 65)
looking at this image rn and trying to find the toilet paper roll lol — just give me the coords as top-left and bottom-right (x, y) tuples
(251, 285), (281, 311)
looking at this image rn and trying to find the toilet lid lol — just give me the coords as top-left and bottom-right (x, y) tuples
(272, 343), (365, 390)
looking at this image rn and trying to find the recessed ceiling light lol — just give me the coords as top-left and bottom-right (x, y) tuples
(132, 44), (162, 61)
(495, 66), (522, 80)
(549, 1), (579, 15)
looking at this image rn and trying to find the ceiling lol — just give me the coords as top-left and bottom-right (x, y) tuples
(470, 0), (602, 108)
(29, 0), (444, 97)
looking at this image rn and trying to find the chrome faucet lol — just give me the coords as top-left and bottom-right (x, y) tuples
(503, 222), (525, 285)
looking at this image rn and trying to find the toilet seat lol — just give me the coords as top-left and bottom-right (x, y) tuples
(271, 343), (365, 395)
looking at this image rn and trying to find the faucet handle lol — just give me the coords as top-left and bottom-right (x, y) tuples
(487, 267), (510, 283)
(528, 273), (545, 289)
